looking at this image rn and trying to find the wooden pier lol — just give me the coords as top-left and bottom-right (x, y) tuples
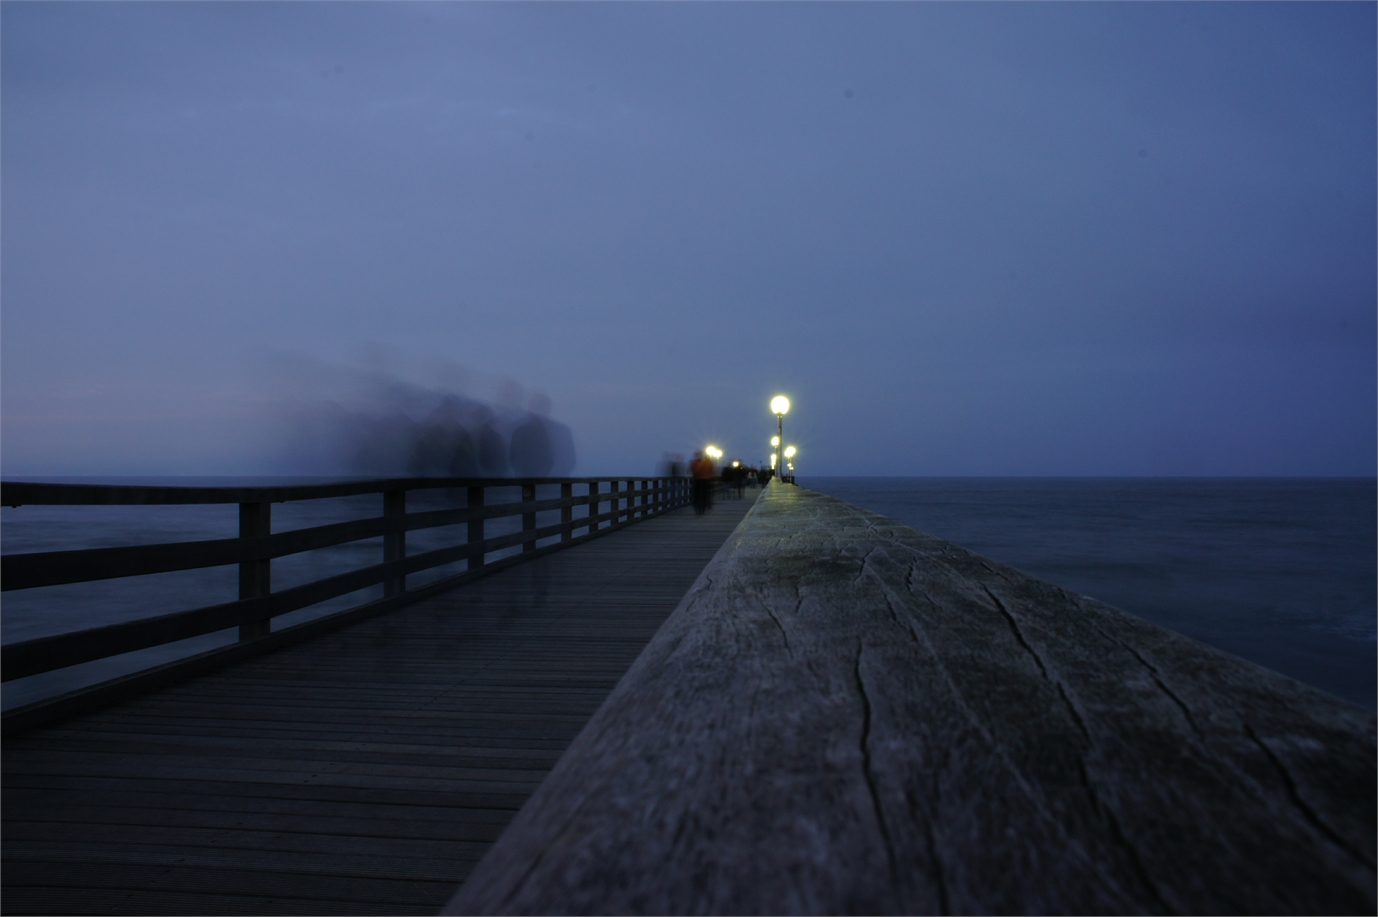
(4, 479), (1375, 915)
(2, 480), (758, 914)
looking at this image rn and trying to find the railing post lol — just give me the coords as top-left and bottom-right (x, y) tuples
(589, 481), (600, 534)
(238, 502), (271, 641)
(561, 482), (573, 542)
(468, 485), (485, 571)
(522, 482), (537, 553)
(384, 488), (406, 598)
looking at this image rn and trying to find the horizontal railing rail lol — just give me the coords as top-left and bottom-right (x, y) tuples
(1, 476), (694, 729)
(2, 484), (675, 590)
(1, 476), (676, 506)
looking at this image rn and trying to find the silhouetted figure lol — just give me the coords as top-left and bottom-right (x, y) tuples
(403, 396), (482, 477)
(447, 435), (480, 477)
(477, 414), (509, 477)
(528, 394), (576, 476)
(689, 450), (714, 515)
(510, 414), (555, 477)
(732, 465), (746, 499)
(659, 452), (685, 478)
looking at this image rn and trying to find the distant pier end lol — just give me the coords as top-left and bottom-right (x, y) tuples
(446, 481), (1376, 915)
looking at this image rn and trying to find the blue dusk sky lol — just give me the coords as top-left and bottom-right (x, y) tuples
(3, 2), (1374, 477)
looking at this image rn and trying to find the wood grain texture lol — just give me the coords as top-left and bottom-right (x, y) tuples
(1, 493), (758, 915)
(446, 481), (1376, 916)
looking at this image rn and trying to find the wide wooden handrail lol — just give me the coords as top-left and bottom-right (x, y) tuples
(445, 480), (1376, 915)
(1, 476), (694, 732)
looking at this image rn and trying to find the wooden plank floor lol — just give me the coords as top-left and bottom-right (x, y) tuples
(2, 491), (760, 916)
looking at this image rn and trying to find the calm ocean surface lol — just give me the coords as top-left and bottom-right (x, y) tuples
(803, 477), (1375, 709)
(3, 476), (1374, 712)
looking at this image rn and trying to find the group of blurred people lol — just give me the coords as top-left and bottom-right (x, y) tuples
(660, 451), (771, 515)
(372, 392), (577, 478)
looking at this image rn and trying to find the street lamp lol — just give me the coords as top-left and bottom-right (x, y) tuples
(770, 396), (789, 482)
(784, 446), (797, 482)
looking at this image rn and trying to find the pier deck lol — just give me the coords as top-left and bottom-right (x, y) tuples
(2, 491), (759, 915)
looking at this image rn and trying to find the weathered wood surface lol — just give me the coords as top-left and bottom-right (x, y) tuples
(447, 481), (1376, 916)
(1, 492), (759, 915)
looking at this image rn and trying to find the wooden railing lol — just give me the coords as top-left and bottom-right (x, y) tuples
(445, 480), (1375, 916)
(1, 476), (692, 733)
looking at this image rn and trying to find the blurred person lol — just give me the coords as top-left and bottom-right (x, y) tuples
(689, 450), (714, 515)
(509, 409), (555, 478)
(532, 394), (577, 476)
(476, 406), (509, 477)
(407, 395), (481, 477)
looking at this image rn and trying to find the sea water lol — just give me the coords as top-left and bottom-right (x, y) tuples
(802, 477), (1376, 710)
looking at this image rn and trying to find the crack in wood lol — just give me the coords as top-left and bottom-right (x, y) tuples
(852, 645), (900, 896)
(1104, 628), (1204, 739)
(1075, 757), (1175, 915)
(982, 584), (1051, 682)
(1243, 723), (1375, 870)
(761, 597), (792, 658)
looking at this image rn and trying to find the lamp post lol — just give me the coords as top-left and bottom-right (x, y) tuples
(784, 445), (796, 480)
(770, 396), (790, 483)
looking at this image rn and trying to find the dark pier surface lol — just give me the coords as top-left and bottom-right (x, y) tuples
(2, 492), (759, 915)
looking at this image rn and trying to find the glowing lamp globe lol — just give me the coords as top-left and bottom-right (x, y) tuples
(770, 396), (791, 416)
